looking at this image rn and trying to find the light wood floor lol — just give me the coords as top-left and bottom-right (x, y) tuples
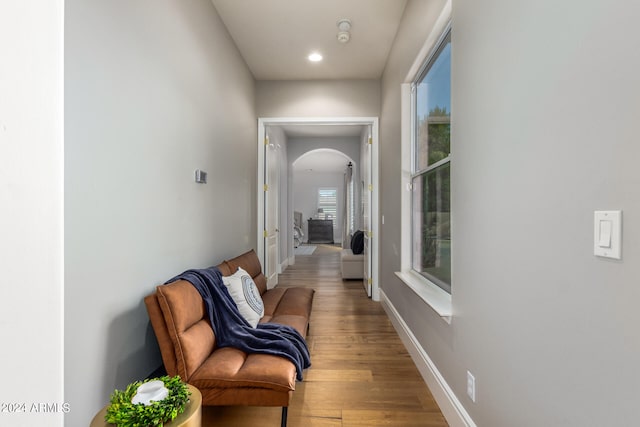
(202, 244), (448, 427)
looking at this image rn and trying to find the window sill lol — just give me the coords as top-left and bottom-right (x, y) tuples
(394, 271), (452, 324)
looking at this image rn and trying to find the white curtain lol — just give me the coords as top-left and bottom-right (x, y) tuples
(342, 162), (353, 248)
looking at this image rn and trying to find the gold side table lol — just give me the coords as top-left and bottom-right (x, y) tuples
(90, 384), (202, 427)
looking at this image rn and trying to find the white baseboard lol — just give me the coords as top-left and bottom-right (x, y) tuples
(288, 255), (295, 266)
(278, 258), (289, 274)
(380, 290), (477, 427)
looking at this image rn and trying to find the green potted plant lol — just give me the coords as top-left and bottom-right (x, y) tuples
(105, 375), (190, 427)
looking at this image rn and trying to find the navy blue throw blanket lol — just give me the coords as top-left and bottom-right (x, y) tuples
(167, 267), (310, 381)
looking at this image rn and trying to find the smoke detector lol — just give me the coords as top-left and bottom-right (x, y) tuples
(337, 19), (352, 44)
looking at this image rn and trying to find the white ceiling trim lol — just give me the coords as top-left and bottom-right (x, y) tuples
(260, 116), (376, 127)
(262, 116), (374, 138)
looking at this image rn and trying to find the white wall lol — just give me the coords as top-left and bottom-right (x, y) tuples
(65, 1), (256, 424)
(256, 79), (380, 117)
(381, 0), (640, 426)
(0, 2), (64, 426)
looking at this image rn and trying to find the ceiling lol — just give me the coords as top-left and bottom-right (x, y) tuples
(212, 1), (392, 165)
(211, 0), (408, 80)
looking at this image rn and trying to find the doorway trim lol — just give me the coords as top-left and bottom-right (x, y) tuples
(257, 116), (380, 301)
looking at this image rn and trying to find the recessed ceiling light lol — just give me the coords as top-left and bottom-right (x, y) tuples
(308, 52), (323, 62)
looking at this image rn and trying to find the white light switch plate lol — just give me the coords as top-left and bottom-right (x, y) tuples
(594, 210), (621, 259)
(466, 371), (476, 402)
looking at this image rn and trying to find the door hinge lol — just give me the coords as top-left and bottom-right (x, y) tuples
(264, 184), (268, 191)
(264, 137), (269, 146)
(368, 136), (372, 145)
(368, 184), (373, 192)
(263, 230), (268, 238)
(367, 230), (373, 238)
(368, 277), (373, 285)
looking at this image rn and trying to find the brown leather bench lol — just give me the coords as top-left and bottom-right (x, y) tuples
(144, 250), (314, 427)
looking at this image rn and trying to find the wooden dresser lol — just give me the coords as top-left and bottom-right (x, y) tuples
(307, 219), (334, 244)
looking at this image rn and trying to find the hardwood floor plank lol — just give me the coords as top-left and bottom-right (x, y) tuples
(305, 369), (373, 382)
(343, 409), (448, 426)
(201, 244), (448, 426)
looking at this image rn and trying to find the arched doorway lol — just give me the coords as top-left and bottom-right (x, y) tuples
(292, 148), (356, 248)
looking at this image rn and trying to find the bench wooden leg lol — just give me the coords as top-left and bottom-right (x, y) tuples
(281, 406), (288, 427)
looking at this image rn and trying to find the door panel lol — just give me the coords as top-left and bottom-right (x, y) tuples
(362, 130), (372, 297)
(265, 138), (279, 288)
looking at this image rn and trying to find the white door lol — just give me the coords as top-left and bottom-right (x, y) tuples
(264, 135), (280, 287)
(362, 128), (373, 297)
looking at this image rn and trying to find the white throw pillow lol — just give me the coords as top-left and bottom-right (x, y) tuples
(222, 267), (264, 328)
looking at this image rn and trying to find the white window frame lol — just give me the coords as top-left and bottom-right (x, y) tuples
(317, 187), (338, 226)
(396, 6), (452, 323)
(411, 28), (451, 294)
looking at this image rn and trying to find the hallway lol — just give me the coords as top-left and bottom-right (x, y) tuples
(202, 244), (448, 426)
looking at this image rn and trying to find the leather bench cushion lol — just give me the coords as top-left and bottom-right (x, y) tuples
(260, 314), (309, 338)
(144, 293), (179, 377)
(261, 287), (314, 318)
(189, 347), (296, 393)
(260, 288), (285, 316)
(156, 280), (215, 381)
(216, 260), (233, 277)
(224, 250), (267, 295)
(200, 387), (291, 407)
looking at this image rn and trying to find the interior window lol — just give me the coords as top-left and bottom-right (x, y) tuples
(317, 188), (338, 223)
(412, 30), (451, 293)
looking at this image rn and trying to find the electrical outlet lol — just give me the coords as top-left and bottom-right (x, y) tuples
(466, 371), (476, 402)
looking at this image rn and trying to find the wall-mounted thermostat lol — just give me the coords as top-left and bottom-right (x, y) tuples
(195, 169), (207, 184)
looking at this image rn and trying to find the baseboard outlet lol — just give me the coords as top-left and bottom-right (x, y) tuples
(380, 290), (477, 427)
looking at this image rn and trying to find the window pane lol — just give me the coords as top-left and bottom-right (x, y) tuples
(318, 188), (337, 221)
(415, 34), (451, 172)
(412, 163), (451, 292)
